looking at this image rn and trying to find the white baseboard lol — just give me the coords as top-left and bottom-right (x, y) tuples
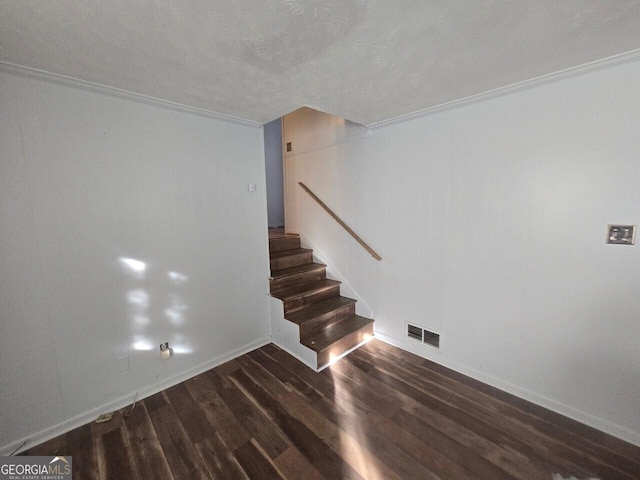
(374, 331), (640, 448)
(1, 336), (271, 456)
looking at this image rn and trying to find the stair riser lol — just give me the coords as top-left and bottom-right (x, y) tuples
(299, 303), (356, 338)
(316, 323), (374, 369)
(270, 251), (313, 271)
(270, 268), (327, 292)
(283, 285), (340, 314)
(269, 237), (301, 252)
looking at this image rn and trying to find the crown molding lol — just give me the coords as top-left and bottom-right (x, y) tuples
(0, 62), (262, 128)
(366, 48), (640, 130)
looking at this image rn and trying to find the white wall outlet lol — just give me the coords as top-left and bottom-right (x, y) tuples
(160, 342), (173, 360)
(248, 183), (256, 192)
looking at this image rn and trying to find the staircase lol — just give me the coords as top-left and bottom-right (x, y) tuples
(269, 232), (374, 369)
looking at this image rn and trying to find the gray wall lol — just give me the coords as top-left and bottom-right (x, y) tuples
(0, 69), (270, 453)
(283, 59), (640, 446)
(264, 118), (284, 228)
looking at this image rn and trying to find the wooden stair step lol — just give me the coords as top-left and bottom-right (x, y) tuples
(269, 234), (301, 252)
(301, 315), (374, 368)
(285, 296), (357, 337)
(271, 279), (341, 313)
(269, 248), (313, 270)
(267, 229), (374, 370)
(269, 262), (327, 291)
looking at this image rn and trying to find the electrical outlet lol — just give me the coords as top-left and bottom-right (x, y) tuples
(160, 342), (173, 360)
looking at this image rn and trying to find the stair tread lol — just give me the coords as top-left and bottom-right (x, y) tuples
(285, 296), (356, 326)
(269, 248), (312, 260)
(268, 232), (299, 240)
(271, 278), (340, 300)
(270, 262), (326, 279)
(301, 315), (373, 352)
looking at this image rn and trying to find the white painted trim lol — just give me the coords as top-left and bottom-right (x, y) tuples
(270, 339), (318, 370)
(0, 62), (261, 128)
(0, 337), (271, 456)
(366, 48), (640, 129)
(374, 331), (640, 447)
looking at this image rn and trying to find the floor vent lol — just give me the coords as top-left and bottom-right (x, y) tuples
(407, 324), (423, 341)
(407, 323), (440, 349)
(423, 330), (440, 348)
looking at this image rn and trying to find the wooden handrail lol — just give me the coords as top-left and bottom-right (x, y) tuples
(298, 182), (382, 261)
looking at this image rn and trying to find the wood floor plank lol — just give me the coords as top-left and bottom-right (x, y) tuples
(274, 446), (325, 480)
(147, 404), (210, 480)
(65, 423), (99, 480)
(233, 439), (286, 480)
(143, 391), (168, 413)
(195, 432), (250, 480)
(312, 370), (474, 480)
(20, 340), (640, 480)
(347, 349), (603, 479)
(230, 358), (404, 480)
(121, 402), (174, 480)
(230, 367), (366, 480)
(365, 339), (640, 472)
(184, 375), (252, 451)
(164, 383), (216, 444)
(206, 369), (290, 459)
(350, 347), (635, 480)
(214, 358), (242, 376)
(97, 428), (138, 480)
(330, 354), (553, 479)
(247, 348), (323, 402)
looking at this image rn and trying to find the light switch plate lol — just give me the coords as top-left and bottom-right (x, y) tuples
(606, 225), (636, 245)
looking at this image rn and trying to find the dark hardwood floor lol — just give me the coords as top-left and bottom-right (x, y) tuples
(24, 340), (640, 479)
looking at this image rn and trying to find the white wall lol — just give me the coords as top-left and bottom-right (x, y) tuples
(264, 118), (284, 228)
(283, 61), (640, 445)
(0, 69), (270, 453)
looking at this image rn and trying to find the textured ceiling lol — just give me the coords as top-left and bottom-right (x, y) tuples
(2, 1), (640, 125)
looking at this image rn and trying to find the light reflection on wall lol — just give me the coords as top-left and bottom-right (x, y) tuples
(164, 294), (188, 326)
(165, 272), (191, 353)
(119, 257), (192, 355)
(119, 257), (147, 279)
(126, 287), (151, 350)
(132, 337), (154, 351)
(168, 271), (188, 285)
(119, 257), (153, 351)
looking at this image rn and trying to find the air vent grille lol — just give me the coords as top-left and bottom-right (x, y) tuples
(423, 330), (440, 348)
(407, 324), (423, 340)
(407, 323), (440, 349)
